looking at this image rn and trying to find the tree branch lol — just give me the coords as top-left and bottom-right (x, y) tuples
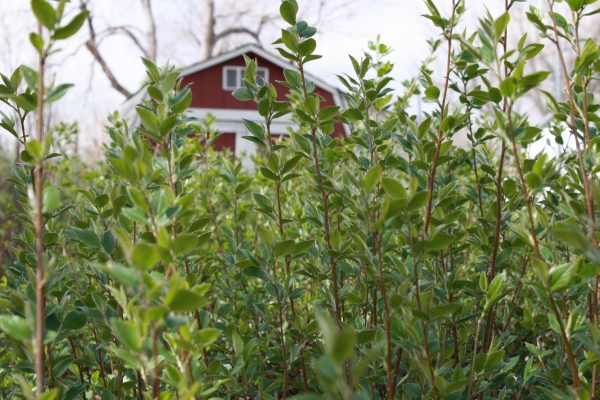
(80, 0), (134, 98)
(140, 0), (157, 61)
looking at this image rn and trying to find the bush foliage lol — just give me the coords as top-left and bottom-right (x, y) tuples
(1, 0), (600, 399)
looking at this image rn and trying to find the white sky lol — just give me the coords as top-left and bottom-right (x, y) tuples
(0, 0), (560, 158)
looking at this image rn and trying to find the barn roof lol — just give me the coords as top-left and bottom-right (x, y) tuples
(180, 43), (342, 97)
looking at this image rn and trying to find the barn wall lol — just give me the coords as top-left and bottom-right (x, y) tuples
(212, 132), (236, 153)
(181, 52), (345, 138)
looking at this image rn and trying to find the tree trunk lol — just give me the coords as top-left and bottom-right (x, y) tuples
(202, 0), (217, 59)
(140, 0), (157, 61)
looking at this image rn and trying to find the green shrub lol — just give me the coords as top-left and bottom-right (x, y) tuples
(1, 0), (599, 399)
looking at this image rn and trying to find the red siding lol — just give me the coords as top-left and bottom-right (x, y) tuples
(212, 132), (236, 153)
(181, 52), (345, 138)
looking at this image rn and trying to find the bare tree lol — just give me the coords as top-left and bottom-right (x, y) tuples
(79, 0), (158, 98)
(190, 0), (355, 58)
(141, 0), (158, 61)
(198, 0), (274, 59)
(77, 0), (355, 98)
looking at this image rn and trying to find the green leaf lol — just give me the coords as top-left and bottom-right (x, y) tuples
(425, 85), (440, 100)
(197, 328), (221, 348)
(525, 172), (541, 190)
(0, 315), (31, 341)
(131, 242), (159, 270)
(38, 390), (59, 400)
(274, 240), (296, 257)
(14, 93), (37, 111)
(136, 106), (158, 133)
(519, 71), (549, 94)
(331, 328), (355, 362)
(66, 228), (100, 249)
(25, 139), (43, 159)
(283, 68), (303, 89)
(54, 11), (89, 40)
(402, 383), (421, 398)
(440, 116), (456, 132)
(382, 178), (407, 199)
(62, 311), (86, 331)
(42, 186), (60, 213)
(431, 303), (461, 319)
(474, 352), (487, 373)
(283, 155), (302, 173)
(488, 87), (502, 103)
(364, 164), (382, 192)
(32, 0), (56, 30)
(553, 222), (588, 251)
(126, 186), (147, 210)
(29, 32), (44, 51)
(428, 232), (453, 251)
(280, 0), (298, 25)
(484, 350), (505, 370)
(294, 240), (314, 254)
(499, 77), (516, 97)
(407, 191), (429, 211)
(243, 119), (264, 139)
(46, 83), (74, 103)
(168, 288), (208, 313)
(232, 331), (244, 354)
(111, 319), (142, 352)
(243, 266), (269, 280)
(565, 0), (585, 11)
(318, 106), (339, 121)
(260, 167), (278, 181)
(550, 263), (573, 292)
(298, 38), (317, 57)
(171, 87), (192, 113)
(356, 329), (377, 344)
(289, 395), (323, 400)
(106, 262), (140, 287)
(522, 43), (544, 60)
(341, 108), (363, 121)
(174, 233), (203, 256)
(232, 87), (254, 101)
(101, 231), (115, 254)
(142, 57), (161, 82)
(20, 65), (38, 90)
(486, 274), (506, 309)
(417, 118), (432, 139)
(493, 13), (510, 41)
(64, 385), (85, 400)
(147, 85), (163, 101)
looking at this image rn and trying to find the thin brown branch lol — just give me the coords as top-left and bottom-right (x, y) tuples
(79, 0), (134, 98)
(98, 26), (150, 59)
(34, 21), (46, 396)
(424, 0), (458, 234)
(298, 64), (342, 325)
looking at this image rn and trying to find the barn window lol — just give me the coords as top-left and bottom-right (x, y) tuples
(225, 68), (238, 90)
(223, 66), (269, 91)
(256, 68), (267, 86)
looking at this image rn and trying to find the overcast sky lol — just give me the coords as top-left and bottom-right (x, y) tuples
(0, 0), (557, 158)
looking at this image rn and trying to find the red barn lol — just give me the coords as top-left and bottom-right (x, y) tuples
(179, 44), (345, 167)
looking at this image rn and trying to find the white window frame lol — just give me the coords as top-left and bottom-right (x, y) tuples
(222, 66), (269, 91)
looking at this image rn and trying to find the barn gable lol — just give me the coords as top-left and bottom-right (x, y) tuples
(178, 44), (345, 168)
